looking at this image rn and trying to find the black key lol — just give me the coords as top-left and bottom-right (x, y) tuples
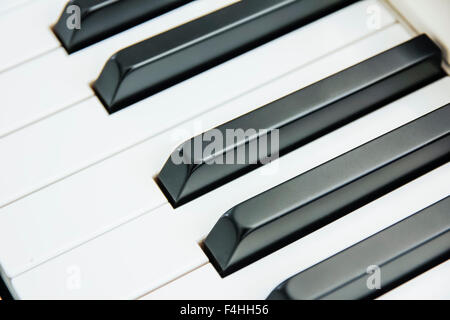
(267, 197), (450, 300)
(157, 35), (444, 208)
(93, 0), (359, 113)
(203, 104), (450, 276)
(53, 0), (192, 53)
(0, 275), (13, 300)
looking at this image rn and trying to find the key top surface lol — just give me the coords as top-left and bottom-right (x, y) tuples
(0, 0), (31, 15)
(53, 0), (193, 53)
(10, 204), (209, 300)
(93, 0), (358, 112)
(158, 35), (444, 207)
(204, 104), (450, 276)
(267, 197), (450, 300)
(0, 0), (66, 73)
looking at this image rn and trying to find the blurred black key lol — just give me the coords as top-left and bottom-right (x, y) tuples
(204, 104), (450, 276)
(267, 197), (450, 300)
(157, 35), (444, 207)
(53, 0), (192, 53)
(0, 275), (13, 300)
(93, 0), (358, 113)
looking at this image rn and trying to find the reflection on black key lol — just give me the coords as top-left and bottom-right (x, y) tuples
(93, 0), (358, 113)
(157, 35), (444, 208)
(267, 197), (450, 300)
(53, 0), (192, 53)
(204, 104), (450, 277)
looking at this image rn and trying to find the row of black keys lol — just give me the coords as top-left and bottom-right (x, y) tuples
(49, 0), (450, 300)
(54, 1), (448, 208)
(200, 100), (450, 278)
(171, 33), (449, 298)
(54, 0), (360, 112)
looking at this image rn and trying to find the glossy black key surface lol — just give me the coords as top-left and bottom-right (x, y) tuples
(93, 0), (359, 113)
(267, 197), (450, 300)
(157, 35), (444, 207)
(203, 104), (450, 277)
(0, 275), (13, 300)
(53, 0), (192, 53)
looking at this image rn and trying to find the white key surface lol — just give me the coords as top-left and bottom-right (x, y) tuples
(0, 23), (410, 279)
(0, 0), (396, 209)
(144, 165), (450, 299)
(0, 0), (66, 73)
(10, 204), (210, 300)
(0, 0), (238, 138)
(8, 75), (450, 299)
(378, 260), (450, 300)
(389, 0), (450, 65)
(0, 0), (33, 15)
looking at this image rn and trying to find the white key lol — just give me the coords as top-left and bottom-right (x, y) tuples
(0, 0), (238, 138)
(10, 204), (209, 300)
(8, 76), (450, 299)
(0, 0), (396, 207)
(0, 24), (410, 279)
(0, 0), (66, 73)
(378, 260), (450, 300)
(143, 165), (450, 300)
(0, 0), (33, 15)
(389, 0), (450, 65)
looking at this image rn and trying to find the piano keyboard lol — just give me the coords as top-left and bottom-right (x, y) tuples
(0, 0), (448, 300)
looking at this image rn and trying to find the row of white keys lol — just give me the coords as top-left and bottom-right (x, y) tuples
(0, 23), (412, 279)
(8, 203), (210, 300)
(144, 164), (450, 300)
(8, 75), (450, 299)
(0, 0), (397, 207)
(0, 0), (66, 73)
(0, 0), (238, 138)
(377, 260), (450, 300)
